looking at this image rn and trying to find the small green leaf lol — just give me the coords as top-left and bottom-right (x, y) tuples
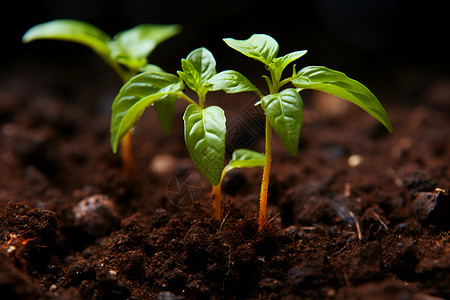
(223, 149), (265, 175)
(108, 24), (181, 70)
(22, 19), (111, 57)
(292, 66), (393, 133)
(208, 70), (260, 94)
(223, 34), (279, 65)
(154, 94), (177, 134)
(177, 47), (217, 95)
(178, 59), (201, 92)
(261, 88), (303, 155)
(183, 105), (226, 185)
(269, 50), (307, 78)
(186, 47), (217, 83)
(110, 71), (184, 152)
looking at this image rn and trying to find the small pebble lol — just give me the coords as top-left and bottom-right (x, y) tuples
(347, 154), (363, 167)
(72, 194), (119, 237)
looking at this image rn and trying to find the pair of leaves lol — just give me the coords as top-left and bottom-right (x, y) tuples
(210, 34), (393, 156)
(177, 47), (217, 99)
(22, 19), (181, 72)
(223, 34), (307, 82)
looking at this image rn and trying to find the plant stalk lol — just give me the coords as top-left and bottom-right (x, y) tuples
(212, 184), (221, 221)
(121, 130), (133, 178)
(113, 66), (137, 178)
(258, 117), (272, 231)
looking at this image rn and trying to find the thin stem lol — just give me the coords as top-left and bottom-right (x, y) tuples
(258, 116), (272, 231)
(108, 61), (138, 178)
(212, 184), (222, 221)
(212, 168), (228, 222)
(176, 92), (198, 107)
(121, 131), (133, 178)
(278, 77), (293, 89)
(198, 91), (206, 109)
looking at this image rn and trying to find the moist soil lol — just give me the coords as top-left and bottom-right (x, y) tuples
(0, 59), (449, 299)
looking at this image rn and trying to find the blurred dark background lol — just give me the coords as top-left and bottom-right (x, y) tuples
(1, 0), (449, 104)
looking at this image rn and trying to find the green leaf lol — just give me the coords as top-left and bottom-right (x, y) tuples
(269, 50), (307, 77)
(223, 149), (265, 175)
(110, 71), (184, 152)
(292, 66), (393, 133)
(183, 105), (226, 185)
(178, 59), (201, 92)
(223, 34), (279, 65)
(108, 24), (181, 70)
(261, 88), (303, 155)
(177, 47), (216, 94)
(139, 63), (165, 73)
(154, 94), (177, 134)
(22, 19), (111, 57)
(208, 70), (260, 94)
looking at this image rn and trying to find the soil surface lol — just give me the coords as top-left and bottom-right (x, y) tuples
(0, 58), (449, 299)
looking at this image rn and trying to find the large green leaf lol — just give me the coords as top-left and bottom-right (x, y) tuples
(208, 70), (260, 94)
(261, 88), (303, 155)
(223, 149), (265, 175)
(22, 19), (111, 57)
(223, 34), (279, 65)
(110, 71), (184, 152)
(292, 66), (393, 133)
(108, 24), (181, 70)
(177, 47), (216, 95)
(183, 105), (226, 185)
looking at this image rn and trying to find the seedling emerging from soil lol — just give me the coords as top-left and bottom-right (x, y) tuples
(110, 48), (264, 220)
(212, 149), (265, 220)
(208, 34), (393, 230)
(22, 19), (181, 177)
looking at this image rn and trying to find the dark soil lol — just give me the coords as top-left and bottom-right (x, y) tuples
(0, 59), (449, 299)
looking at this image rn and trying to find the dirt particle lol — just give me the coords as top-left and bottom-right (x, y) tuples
(72, 194), (119, 237)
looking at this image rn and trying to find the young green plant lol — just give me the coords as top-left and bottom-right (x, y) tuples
(212, 149), (265, 220)
(208, 34), (393, 230)
(22, 19), (181, 177)
(110, 47), (264, 220)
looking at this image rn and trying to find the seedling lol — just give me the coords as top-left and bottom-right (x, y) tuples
(110, 48), (264, 220)
(212, 149), (265, 220)
(22, 19), (181, 177)
(208, 34), (393, 230)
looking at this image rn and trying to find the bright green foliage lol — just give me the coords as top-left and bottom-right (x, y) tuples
(292, 66), (393, 133)
(177, 47), (217, 101)
(23, 19), (181, 78)
(261, 89), (303, 155)
(110, 71), (184, 153)
(23, 19), (111, 57)
(224, 34), (279, 65)
(23, 19), (182, 136)
(108, 24), (181, 70)
(210, 33), (393, 230)
(222, 149), (265, 176)
(210, 33), (393, 157)
(110, 48), (227, 185)
(183, 105), (226, 185)
(209, 70), (259, 94)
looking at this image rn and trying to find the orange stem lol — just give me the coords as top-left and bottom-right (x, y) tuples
(121, 131), (133, 178)
(258, 117), (272, 231)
